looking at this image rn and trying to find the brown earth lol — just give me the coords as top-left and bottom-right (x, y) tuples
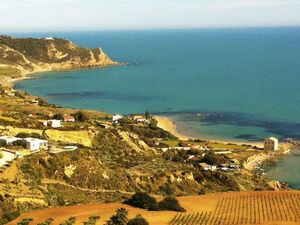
(9, 190), (300, 225)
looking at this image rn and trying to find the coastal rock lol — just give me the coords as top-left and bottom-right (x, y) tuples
(0, 35), (119, 86)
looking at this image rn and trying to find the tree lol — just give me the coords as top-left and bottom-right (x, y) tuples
(158, 196), (186, 212)
(148, 119), (158, 129)
(106, 208), (129, 225)
(144, 111), (151, 119)
(16, 132), (41, 139)
(73, 110), (90, 122)
(36, 97), (48, 106)
(52, 113), (63, 120)
(127, 215), (149, 225)
(124, 192), (158, 210)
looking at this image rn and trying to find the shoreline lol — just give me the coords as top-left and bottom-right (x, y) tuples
(154, 115), (264, 148)
(9, 62), (126, 89)
(6, 61), (296, 191)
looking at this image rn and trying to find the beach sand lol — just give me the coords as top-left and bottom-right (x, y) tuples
(155, 115), (264, 148)
(154, 116), (190, 141)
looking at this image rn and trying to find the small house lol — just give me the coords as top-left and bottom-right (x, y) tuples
(63, 115), (75, 122)
(133, 116), (150, 124)
(112, 114), (123, 124)
(47, 120), (61, 128)
(23, 138), (48, 151)
(0, 136), (22, 145)
(264, 137), (279, 151)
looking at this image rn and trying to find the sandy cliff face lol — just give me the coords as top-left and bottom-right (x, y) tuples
(0, 36), (119, 86)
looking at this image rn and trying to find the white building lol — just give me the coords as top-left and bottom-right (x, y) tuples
(264, 137), (279, 151)
(133, 116), (150, 124)
(112, 114), (123, 123)
(47, 120), (61, 128)
(0, 136), (22, 145)
(23, 138), (48, 151)
(199, 163), (217, 171)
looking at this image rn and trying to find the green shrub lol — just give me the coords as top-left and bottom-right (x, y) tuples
(124, 192), (158, 211)
(72, 111), (90, 122)
(127, 215), (149, 225)
(82, 215), (100, 225)
(158, 197), (185, 212)
(16, 132), (42, 139)
(0, 210), (20, 225)
(38, 217), (54, 225)
(106, 208), (128, 225)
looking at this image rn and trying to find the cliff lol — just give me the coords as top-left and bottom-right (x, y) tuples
(0, 35), (118, 86)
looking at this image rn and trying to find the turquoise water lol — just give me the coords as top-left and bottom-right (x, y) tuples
(265, 150), (300, 189)
(13, 28), (300, 142)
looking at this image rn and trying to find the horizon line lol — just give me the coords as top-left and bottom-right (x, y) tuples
(2, 25), (300, 34)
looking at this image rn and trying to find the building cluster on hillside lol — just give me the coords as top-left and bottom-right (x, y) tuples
(161, 145), (211, 152)
(40, 115), (75, 128)
(199, 162), (240, 172)
(112, 114), (152, 125)
(133, 115), (150, 124)
(0, 135), (48, 152)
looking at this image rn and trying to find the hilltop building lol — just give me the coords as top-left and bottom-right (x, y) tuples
(264, 137), (279, 151)
(23, 138), (48, 151)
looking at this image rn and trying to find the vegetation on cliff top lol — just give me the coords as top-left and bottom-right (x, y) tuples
(0, 35), (117, 84)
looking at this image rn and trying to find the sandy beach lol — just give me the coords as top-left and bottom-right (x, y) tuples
(154, 116), (191, 141)
(154, 115), (264, 148)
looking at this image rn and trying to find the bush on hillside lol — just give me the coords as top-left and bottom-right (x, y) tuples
(200, 152), (228, 165)
(158, 196), (186, 212)
(16, 132), (42, 139)
(127, 215), (149, 225)
(0, 211), (21, 225)
(124, 192), (158, 211)
(73, 111), (90, 122)
(106, 208), (128, 225)
(36, 97), (48, 106)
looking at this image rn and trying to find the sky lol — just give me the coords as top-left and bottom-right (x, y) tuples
(1, 0), (300, 31)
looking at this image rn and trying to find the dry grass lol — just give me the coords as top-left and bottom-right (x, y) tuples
(45, 130), (92, 147)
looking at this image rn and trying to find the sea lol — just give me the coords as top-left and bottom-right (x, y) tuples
(9, 27), (300, 188)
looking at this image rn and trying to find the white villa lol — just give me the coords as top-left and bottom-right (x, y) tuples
(42, 119), (62, 128)
(23, 138), (48, 151)
(112, 114), (123, 123)
(264, 137), (279, 151)
(0, 136), (22, 145)
(0, 135), (48, 151)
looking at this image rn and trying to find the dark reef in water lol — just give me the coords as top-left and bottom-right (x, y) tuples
(46, 91), (158, 102)
(156, 110), (300, 141)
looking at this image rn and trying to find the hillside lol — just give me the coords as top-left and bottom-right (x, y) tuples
(0, 35), (291, 225)
(0, 88), (279, 222)
(0, 35), (118, 86)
